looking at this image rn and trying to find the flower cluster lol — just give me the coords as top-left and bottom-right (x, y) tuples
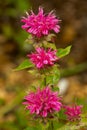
(23, 87), (62, 117)
(64, 105), (83, 121)
(28, 47), (58, 69)
(21, 7), (60, 37)
(21, 7), (83, 122)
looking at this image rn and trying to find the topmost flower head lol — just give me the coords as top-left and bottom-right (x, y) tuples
(21, 7), (60, 37)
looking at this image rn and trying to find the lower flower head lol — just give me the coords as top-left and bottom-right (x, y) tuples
(23, 87), (62, 117)
(64, 105), (83, 121)
(27, 47), (58, 69)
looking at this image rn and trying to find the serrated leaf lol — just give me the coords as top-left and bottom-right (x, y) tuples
(14, 59), (34, 71)
(57, 45), (72, 58)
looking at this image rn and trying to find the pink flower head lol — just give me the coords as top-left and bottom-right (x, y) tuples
(27, 47), (58, 69)
(23, 87), (62, 117)
(64, 105), (83, 121)
(21, 7), (60, 37)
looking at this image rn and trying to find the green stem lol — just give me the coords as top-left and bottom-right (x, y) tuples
(44, 77), (46, 86)
(51, 121), (54, 130)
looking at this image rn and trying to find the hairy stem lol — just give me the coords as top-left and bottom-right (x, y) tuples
(44, 77), (46, 86)
(51, 121), (54, 130)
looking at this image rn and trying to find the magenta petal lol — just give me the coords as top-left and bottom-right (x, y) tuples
(28, 47), (58, 69)
(64, 105), (83, 121)
(23, 87), (62, 118)
(21, 7), (60, 37)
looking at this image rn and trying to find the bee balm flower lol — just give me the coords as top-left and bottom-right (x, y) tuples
(27, 47), (58, 69)
(21, 7), (60, 37)
(23, 87), (62, 117)
(64, 105), (83, 121)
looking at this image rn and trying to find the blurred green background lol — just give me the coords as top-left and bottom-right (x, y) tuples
(0, 0), (87, 130)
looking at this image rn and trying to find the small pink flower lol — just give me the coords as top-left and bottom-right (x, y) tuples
(23, 87), (62, 117)
(27, 47), (58, 69)
(21, 7), (60, 37)
(64, 105), (83, 121)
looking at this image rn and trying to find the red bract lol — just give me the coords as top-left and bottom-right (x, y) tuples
(64, 105), (83, 121)
(23, 87), (62, 117)
(21, 7), (60, 37)
(27, 47), (58, 69)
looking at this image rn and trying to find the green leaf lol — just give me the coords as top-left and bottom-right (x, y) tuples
(57, 45), (72, 58)
(14, 59), (34, 71)
(46, 67), (60, 85)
